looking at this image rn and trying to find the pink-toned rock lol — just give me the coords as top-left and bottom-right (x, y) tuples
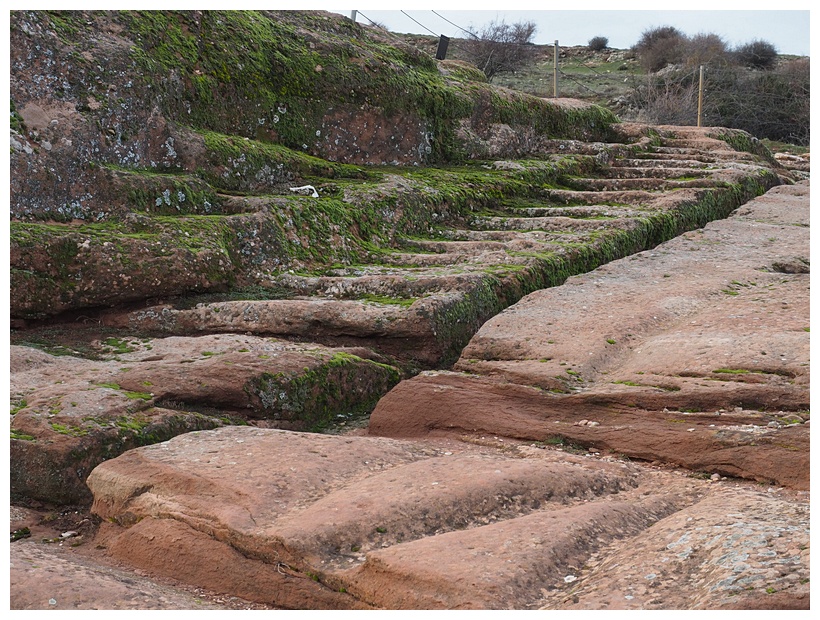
(538, 486), (810, 610)
(75, 426), (808, 609)
(367, 182), (810, 490)
(368, 371), (809, 490)
(10, 334), (399, 504)
(10, 540), (243, 610)
(456, 182), (809, 412)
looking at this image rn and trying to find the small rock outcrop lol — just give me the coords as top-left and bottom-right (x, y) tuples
(10, 335), (400, 504)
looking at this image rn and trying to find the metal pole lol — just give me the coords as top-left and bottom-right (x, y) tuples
(553, 40), (559, 98)
(697, 65), (704, 127)
(350, 10), (357, 22)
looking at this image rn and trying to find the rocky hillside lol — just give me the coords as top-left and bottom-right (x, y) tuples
(11, 8), (803, 497)
(13, 10), (785, 324)
(11, 10), (616, 315)
(9, 9), (809, 612)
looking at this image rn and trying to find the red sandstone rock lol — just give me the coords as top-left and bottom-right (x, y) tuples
(71, 426), (809, 610)
(10, 334), (400, 504)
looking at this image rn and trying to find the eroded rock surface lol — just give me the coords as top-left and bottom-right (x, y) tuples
(82, 125), (789, 370)
(456, 183), (810, 406)
(9, 10), (809, 611)
(371, 182), (810, 492)
(11, 122), (797, 511)
(10, 334), (400, 504)
(10, 540), (255, 610)
(75, 427), (808, 610)
(10, 184), (810, 610)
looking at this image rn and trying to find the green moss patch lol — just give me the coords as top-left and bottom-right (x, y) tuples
(248, 352), (401, 431)
(360, 294), (418, 307)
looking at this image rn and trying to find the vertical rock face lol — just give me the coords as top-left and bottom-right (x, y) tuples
(10, 10), (617, 221)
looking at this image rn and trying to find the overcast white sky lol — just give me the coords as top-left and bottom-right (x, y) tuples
(319, 3), (811, 56)
(19, 3), (809, 55)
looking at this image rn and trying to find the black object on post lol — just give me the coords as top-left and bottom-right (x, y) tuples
(435, 35), (450, 60)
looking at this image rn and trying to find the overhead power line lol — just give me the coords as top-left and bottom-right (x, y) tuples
(430, 10), (479, 39)
(400, 10), (439, 37)
(356, 10), (437, 58)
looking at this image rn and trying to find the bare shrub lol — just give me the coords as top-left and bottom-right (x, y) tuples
(588, 36), (608, 52)
(703, 60), (809, 145)
(626, 59), (809, 146)
(632, 26), (687, 72)
(463, 19), (538, 81)
(685, 33), (729, 67)
(628, 71), (699, 126)
(365, 20), (388, 30)
(732, 39), (778, 70)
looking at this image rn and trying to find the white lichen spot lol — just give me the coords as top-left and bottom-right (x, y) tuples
(163, 137), (177, 159)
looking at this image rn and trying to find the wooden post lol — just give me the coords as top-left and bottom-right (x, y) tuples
(553, 40), (559, 98)
(697, 65), (704, 127)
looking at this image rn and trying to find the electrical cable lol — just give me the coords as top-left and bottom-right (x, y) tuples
(555, 70), (609, 96)
(400, 10), (439, 37)
(430, 10), (479, 39)
(356, 11), (436, 58)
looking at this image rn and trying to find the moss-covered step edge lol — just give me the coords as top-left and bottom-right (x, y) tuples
(98, 173), (779, 370)
(106, 140), (604, 217)
(10, 351), (401, 505)
(7, 156), (601, 319)
(246, 351), (402, 431)
(96, 124), (777, 222)
(10, 159), (778, 321)
(10, 214), (282, 319)
(423, 169), (779, 366)
(10, 407), (229, 506)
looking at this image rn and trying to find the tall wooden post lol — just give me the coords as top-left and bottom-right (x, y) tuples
(553, 40), (559, 98)
(697, 65), (704, 127)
